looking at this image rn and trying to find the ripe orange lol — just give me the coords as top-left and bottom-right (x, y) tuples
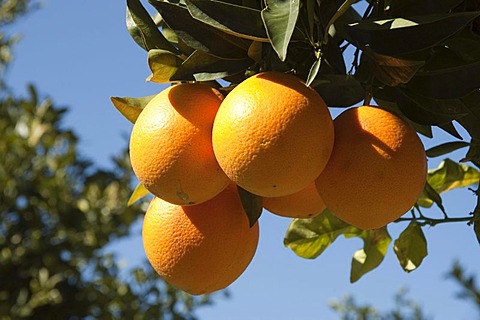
(212, 72), (334, 197)
(315, 106), (427, 230)
(129, 83), (230, 205)
(263, 182), (326, 219)
(142, 184), (259, 295)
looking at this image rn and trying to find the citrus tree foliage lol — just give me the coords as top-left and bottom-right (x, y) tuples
(117, 0), (480, 281)
(0, 86), (215, 319)
(331, 263), (480, 319)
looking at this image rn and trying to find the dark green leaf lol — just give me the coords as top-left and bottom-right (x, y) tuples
(418, 180), (446, 210)
(171, 50), (253, 82)
(261, 0), (300, 61)
(365, 50), (424, 86)
(149, 0), (249, 59)
(237, 186), (262, 227)
(110, 94), (156, 123)
(126, 0), (178, 52)
(311, 74), (364, 107)
(128, 183), (151, 206)
(185, 0), (268, 41)
(147, 49), (184, 83)
(323, 0), (357, 43)
(387, 0), (464, 17)
(348, 227), (392, 283)
(426, 141), (469, 158)
(346, 12), (480, 55)
(394, 222), (428, 272)
(457, 90), (480, 140)
(284, 209), (358, 259)
(437, 122), (463, 140)
(408, 60), (480, 99)
(395, 88), (468, 126)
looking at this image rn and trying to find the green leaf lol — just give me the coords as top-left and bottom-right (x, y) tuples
(365, 50), (424, 86)
(346, 12), (480, 56)
(147, 49), (183, 83)
(323, 0), (357, 43)
(149, 0), (249, 59)
(185, 0), (268, 41)
(128, 183), (151, 206)
(417, 159), (480, 207)
(237, 186), (262, 228)
(126, 0), (178, 52)
(306, 54), (321, 87)
(417, 181), (445, 210)
(408, 59), (480, 100)
(387, 0), (464, 17)
(110, 94), (156, 123)
(349, 227), (392, 283)
(426, 141), (469, 158)
(261, 0), (300, 61)
(310, 74), (364, 107)
(395, 88), (468, 126)
(393, 222), (428, 272)
(284, 209), (358, 259)
(171, 50), (253, 82)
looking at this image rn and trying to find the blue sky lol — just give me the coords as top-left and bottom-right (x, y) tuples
(7, 1), (480, 319)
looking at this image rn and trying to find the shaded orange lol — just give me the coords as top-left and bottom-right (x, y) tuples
(316, 106), (427, 230)
(212, 72), (334, 197)
(263, 182), (326, 219)
(142, 184), (259, 295)
(129, 83), (229, 205)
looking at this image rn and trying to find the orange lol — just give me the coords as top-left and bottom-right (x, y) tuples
(315, 106), (427, 230)
(263, 182), (326, 219)
(142, 184), (259, 295)
(212, 72), (334, 197)
(129, 83), (230, 205)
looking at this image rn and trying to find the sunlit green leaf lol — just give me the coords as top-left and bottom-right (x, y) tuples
(126, 0), (178, 52)
(237, 186), (262, 227)
(128, 183), (151, 206)
(349, 227), (391, 283)
(284, 209), (358, 259)
(261, 0), (300, 61)
(426, 141), (469, 158)
(417, 159), (480, 207)
(346, 12), (480, 55)
(110, 94), (156, 124)
(394, 222), (428, 272)
(324, 0), (357, 43)
(185, 0), (268, 41)
(147, 49), (183, 83)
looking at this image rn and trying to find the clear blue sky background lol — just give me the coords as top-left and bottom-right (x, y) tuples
(6, 1), (480, 319)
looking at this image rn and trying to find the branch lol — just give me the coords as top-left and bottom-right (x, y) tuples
(395, 215), (473, 227)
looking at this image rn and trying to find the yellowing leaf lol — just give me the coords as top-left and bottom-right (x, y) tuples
(110, 94), (156, 124)
(128, 183), (151, 206)
(147, 49), (183, 83)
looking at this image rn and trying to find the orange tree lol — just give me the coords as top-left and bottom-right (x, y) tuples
(113, 0), (480, 282)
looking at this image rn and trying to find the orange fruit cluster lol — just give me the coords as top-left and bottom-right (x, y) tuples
(125, 71), (427, 295)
